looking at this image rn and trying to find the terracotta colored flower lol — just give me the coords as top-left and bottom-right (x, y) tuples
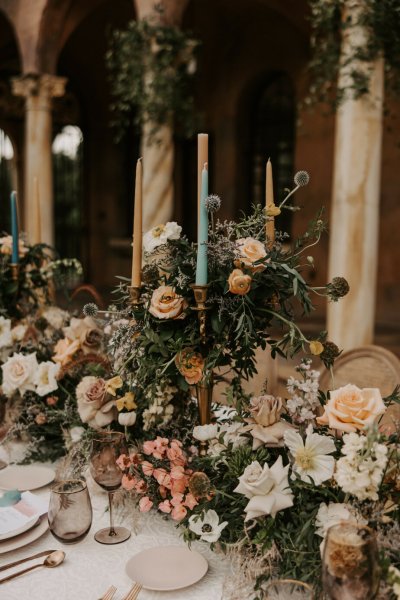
(317, 384), (386, 433)
(149, 285), (188, 320)
(121, 473), (136, 491)
(235, 237), (267, 272)
(175, 348), (205, 385)
(141, 461), (154, 477)
(35, 413), (47, 425)
(228, 269), (252, 295)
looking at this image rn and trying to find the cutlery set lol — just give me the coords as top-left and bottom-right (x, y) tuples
(100, 582), (142, 600)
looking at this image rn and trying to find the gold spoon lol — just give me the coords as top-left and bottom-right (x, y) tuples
(0, 550), (65, 584)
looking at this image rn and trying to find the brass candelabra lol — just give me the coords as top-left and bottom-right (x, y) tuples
(129, 285), (143, 307)
(190, 283), (210, 343)
(10, 263), (19, 282)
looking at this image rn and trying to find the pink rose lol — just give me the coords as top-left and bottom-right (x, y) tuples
(171, 504), (187, 521)
(142, 461), (154, 477)
(184, 493), (198, 510)
(158, 500), (172, 514)
(139, 497), (153, 512)
(76, 375), (116, 428)
(121, 474), (136, 491)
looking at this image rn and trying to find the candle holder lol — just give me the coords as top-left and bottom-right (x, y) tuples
(195, 377), (213, 456)
(9, 263), (19, 282)
(190, 283), (210, 343)
(129, 285), (144, 307)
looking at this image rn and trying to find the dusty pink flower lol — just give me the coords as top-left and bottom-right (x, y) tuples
(171, 504), (187, 521)
(121, 474), (136, 491)
(184, 493), (198, 510)
(171, 478), (188, 495)
(167, 442), (184, 463)
(141, 461), (154, 477)
(116, 454), (131, 470)
(134, 479), (147, 493)
(170, 465), (185, 480)
(143, 440), (156, 455)
(139, 497), (153, 512)
(158, 500), (172, 514)
(153, 468), (171, 489)
(46, 396), (58, 406)
(171, 493), (184, 507)
(153, 436), (169, 459)
(159, 485), (168, 499)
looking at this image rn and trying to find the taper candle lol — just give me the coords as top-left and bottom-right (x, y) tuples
(10, 191), (18, 264)
(197, 134), (208, 234)
(33, 176), (41, 244)
(266, 158), (275, 246)
(131, 158), (143, 287)
(195, 163), (208, 285)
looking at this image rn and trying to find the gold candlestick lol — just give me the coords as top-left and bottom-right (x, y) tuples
(190, 283), (210, 342)
(129, 285), (143, 307)
(10, 263), (19, 282)
(195, 377), (213, 456)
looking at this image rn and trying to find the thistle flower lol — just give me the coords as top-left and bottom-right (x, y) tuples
(294, 170), (310, 187)
(204, 194), (221, 213)
(83, 302), (99, 317)
(320, 341), (341, 368)
(327, 277), (350, 301)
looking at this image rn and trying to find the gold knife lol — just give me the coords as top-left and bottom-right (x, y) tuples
(0, 549), (56, 572)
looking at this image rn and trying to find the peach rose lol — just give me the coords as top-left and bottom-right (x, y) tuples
(52, 338), (80, 366)
(317, 384), (386, 433)
(175, 348), (204, 385)
(149, 285), (188, 320)
(235, 237), (267, 272)
(228, 269), (252, 295)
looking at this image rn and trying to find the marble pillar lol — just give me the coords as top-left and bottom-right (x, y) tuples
(134, 0), (188, 232)
(327, 0), (384, 350)
(12, 74), (66, 246)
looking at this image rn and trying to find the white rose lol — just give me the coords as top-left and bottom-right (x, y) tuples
(1, 352), (38, 397)
(34, 361), (60, 397)
(42, 307), (69, 329)
(69, 426), (85, 444)
(118, 411), (137, 426)
(315, 502), (353, 538)
(11, 324), (27, 342)
(143, 221), (182, 253)
(0, 316), (12, 348)
(193, 424), (218, 441)
(234, 456), (293, 520)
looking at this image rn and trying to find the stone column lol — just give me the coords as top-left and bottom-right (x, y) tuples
(12, 74), (66, 246)
(134, 0), (188, 232)
(327, 0), (384, 350)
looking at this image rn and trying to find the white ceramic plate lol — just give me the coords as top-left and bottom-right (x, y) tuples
(0, 516), (39, 541)
(125, 545), (208, 591)
(0, 515), (49, 554)
(0, 465), (55, 491)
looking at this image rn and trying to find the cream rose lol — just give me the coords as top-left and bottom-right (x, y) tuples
(149, 286), (188, 320)
(228, 269), (252, 295)
(235, 237), (267, 272)
(250, 395), (282, 427)
(317, 384), (386, 433)
(76, 376), (116, 429)
(1, 352), (38, 397)
(34, 361), (60, 397)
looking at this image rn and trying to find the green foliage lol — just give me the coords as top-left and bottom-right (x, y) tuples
(106, 18), (199, 140)
(307, 0), (400, 107)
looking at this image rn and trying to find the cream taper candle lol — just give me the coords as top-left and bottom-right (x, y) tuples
(131, 158), (143, 287)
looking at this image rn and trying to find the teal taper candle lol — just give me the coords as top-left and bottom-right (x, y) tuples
(195, 164), (208, 285)
(10, 191), (19, 264)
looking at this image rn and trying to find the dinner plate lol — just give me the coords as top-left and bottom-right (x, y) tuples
(0, 516), (39, 541)
(0, 515), (48, 554)
(125, 545), (208, 591)
(0, 465), (55, 491)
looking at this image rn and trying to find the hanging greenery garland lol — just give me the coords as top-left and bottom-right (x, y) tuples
(307, 0), (400, 107)
(106, 17), (200, 141)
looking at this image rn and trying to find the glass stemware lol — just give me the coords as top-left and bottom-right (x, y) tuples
(264, 579), (314, 599)
(48, 478), (92, 543)
(90, 430), (131, 544)
(322, 522), (380, 600)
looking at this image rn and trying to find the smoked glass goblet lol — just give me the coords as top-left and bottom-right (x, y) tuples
(90, 430), (131, 544)
(48, 479), (92, 543)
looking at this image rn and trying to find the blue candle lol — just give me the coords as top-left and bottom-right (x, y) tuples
(10, 191), (19, 264)
(195, 164), (208, 285)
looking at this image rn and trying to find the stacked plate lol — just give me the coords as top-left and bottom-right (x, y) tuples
(0, 465), (54, 554)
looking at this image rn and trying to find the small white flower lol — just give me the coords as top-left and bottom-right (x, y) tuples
(315, 502), (353, 538)
(188, 509), (227, 543)
(11, 324), (27, 342)
(143, 221), (182, 253)
(118, 411), (137, 426)
(1, 352), (38, 397)
(284, 428), (335, 485)
(0, 316), (12, 348)
(34, 361), (60, 396)
(234, 457), (293, 520)
(69, 426), (85, 444)
(193, 424), (218, 441)
(42, 307), (69, 329)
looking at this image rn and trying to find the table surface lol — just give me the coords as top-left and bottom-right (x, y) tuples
(0, 468), (229, 600)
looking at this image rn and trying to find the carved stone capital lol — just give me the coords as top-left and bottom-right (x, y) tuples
(12, 74), (67, 104)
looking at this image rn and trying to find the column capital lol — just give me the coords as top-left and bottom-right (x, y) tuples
(11, 74), (67, 100)
(134, 0), (189, 26)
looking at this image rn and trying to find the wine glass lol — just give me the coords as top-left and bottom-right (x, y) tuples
(90, 430), (131, 544)
(322, 522), (380, 600)
(48, 479), (92, 543)
(264, 579), (314, 599)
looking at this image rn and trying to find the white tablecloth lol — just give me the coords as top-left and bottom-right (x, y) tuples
(0, 473), (230, 600)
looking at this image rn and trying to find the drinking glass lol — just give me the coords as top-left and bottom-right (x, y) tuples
(322, 522), (380, 600)
(264, 579), (314, 599)
(90, 430), (131, 544)
(48, 479), (92, 543)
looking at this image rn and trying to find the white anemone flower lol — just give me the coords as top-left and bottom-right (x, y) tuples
(143, 221), (182, 253)
(188, 509), (228, 543)
(284, 428), (335, 485)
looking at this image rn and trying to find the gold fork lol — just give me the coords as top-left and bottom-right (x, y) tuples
(122, 582), (142, 600)
(99, 585), (117, 600)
